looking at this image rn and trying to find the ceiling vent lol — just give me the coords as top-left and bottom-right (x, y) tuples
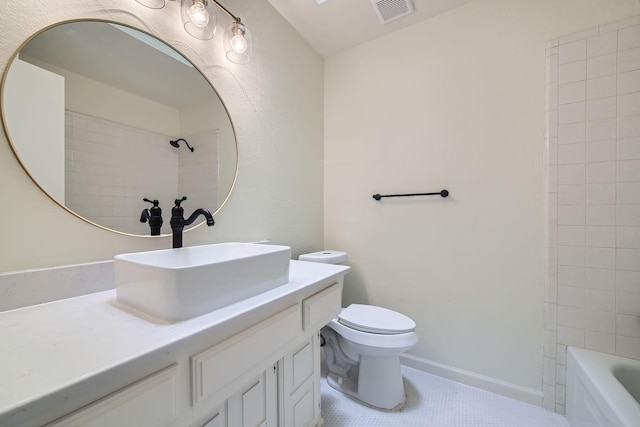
(371, 0), (414, 24)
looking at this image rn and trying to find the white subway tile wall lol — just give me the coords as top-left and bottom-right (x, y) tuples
(65, 111), (219, 235)
(65, 111), (178, 234)
(545, 16), (640, 414)
(178, 129), (220, 214)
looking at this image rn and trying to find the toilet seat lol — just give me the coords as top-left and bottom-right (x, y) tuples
(338, 304), (416, 335)
(328, 319), (419, 352)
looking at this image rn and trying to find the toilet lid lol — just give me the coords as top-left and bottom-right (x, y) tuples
(338, 304), (416, 335)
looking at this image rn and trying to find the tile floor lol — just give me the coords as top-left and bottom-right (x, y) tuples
(321, 366), (570, 427)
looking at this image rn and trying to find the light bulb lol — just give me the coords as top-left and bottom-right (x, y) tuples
(188, 1), (209, 28)
(225, 21), (250, 64)
(230, 34), (248, 54)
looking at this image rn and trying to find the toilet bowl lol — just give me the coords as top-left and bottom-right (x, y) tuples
(298, 251), (419, 410)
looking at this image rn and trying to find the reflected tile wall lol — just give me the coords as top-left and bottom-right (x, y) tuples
(65, 111), (178, 235)
(544, 15), (640, 414)
(177, 129), (219, 213)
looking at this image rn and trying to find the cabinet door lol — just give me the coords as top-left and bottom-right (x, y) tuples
(227, 366), (278, 427)
(196, 403), (227, 427)
(281, 334), (320, 427)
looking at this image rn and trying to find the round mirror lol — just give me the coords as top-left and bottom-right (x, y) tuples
(1, 20), (238, 236)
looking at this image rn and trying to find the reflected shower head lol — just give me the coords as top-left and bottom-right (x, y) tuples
(169, 138), (194, 152)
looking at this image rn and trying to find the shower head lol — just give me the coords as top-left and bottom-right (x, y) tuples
(169, 138), (194, 152)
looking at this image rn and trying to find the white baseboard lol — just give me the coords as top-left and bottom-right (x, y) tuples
(400, 353), (543, 407)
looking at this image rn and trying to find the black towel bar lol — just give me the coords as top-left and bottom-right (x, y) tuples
(372, 190), (449, 200)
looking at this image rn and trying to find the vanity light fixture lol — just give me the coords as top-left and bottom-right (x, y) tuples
(135, 0), (166, 9)
(187, 0), (210, 28)
(224, 20), (250, 64)
(134, 0), (252, 64)
(180, 0), (216, 40)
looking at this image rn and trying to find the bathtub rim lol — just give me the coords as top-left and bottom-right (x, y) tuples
(566, 346), (640, 427)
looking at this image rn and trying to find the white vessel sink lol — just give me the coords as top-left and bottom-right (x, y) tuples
(114, 243), (291, 322)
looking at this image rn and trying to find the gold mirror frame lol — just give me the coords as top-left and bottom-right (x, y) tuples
(0, 19), (238, 237)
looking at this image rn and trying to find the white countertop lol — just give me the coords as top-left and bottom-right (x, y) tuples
(0, 260), (349, 425)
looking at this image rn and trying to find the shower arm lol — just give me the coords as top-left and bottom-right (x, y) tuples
(170, 138), (195, 152)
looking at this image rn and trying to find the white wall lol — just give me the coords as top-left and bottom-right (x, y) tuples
(4, 59), (65, 201)
(545, 17), (640, 413)
(324, 0), (640, 397)
(178, 129), (219, 211)
(179, 97), (236, 209)
(0, 0), (324, 271)
(22, 56), (181, 136)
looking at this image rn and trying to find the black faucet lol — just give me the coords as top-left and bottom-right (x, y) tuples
(170, 196), (215, 248)
(140, 198), (163, 236)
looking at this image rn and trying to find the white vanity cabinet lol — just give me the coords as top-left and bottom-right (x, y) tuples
(199, 404), (226, 427)
(196, 334), (323, 427)
(2, 263), (348, 427)
(193, 282), (341, 427)
(279, 333), (321, 427)
(48, 365), (180, 427)
(279, 282), (342, 427)
(190, 305), (300, 407)
(198, 367), (278, 427)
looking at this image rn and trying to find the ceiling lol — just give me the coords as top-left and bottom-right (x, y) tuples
(266, 0), (477, 57)
(19, 22), (216, 111)
(16, 2), (480, 105)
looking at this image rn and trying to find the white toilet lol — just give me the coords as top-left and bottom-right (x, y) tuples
(298, 250), (419, 410)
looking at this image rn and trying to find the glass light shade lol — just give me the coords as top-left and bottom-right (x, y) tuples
(187, 2), (209, 27)
(135, 0), (166, 9)
(181, 0), (216, 40)
(224, 21), (252, 64)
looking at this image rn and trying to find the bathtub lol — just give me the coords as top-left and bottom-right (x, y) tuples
(566, 347), (640, 427)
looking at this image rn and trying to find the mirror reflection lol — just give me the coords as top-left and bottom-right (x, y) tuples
(2, 21), (237, 236)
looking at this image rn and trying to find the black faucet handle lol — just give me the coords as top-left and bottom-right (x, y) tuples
(141, 198), (163, 236)
(174, 196), (187, 207)
(140, 209), (151, 223)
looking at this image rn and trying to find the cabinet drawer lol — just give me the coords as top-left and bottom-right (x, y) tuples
(192, 304), (300, 406)
(302, 282), (341, 331)
(48, 364), (178, 427)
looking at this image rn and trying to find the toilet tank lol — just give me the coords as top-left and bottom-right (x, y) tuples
(298, 250), (347, 265)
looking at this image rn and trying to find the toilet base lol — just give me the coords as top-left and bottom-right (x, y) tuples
(325, 354), (407, 411)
